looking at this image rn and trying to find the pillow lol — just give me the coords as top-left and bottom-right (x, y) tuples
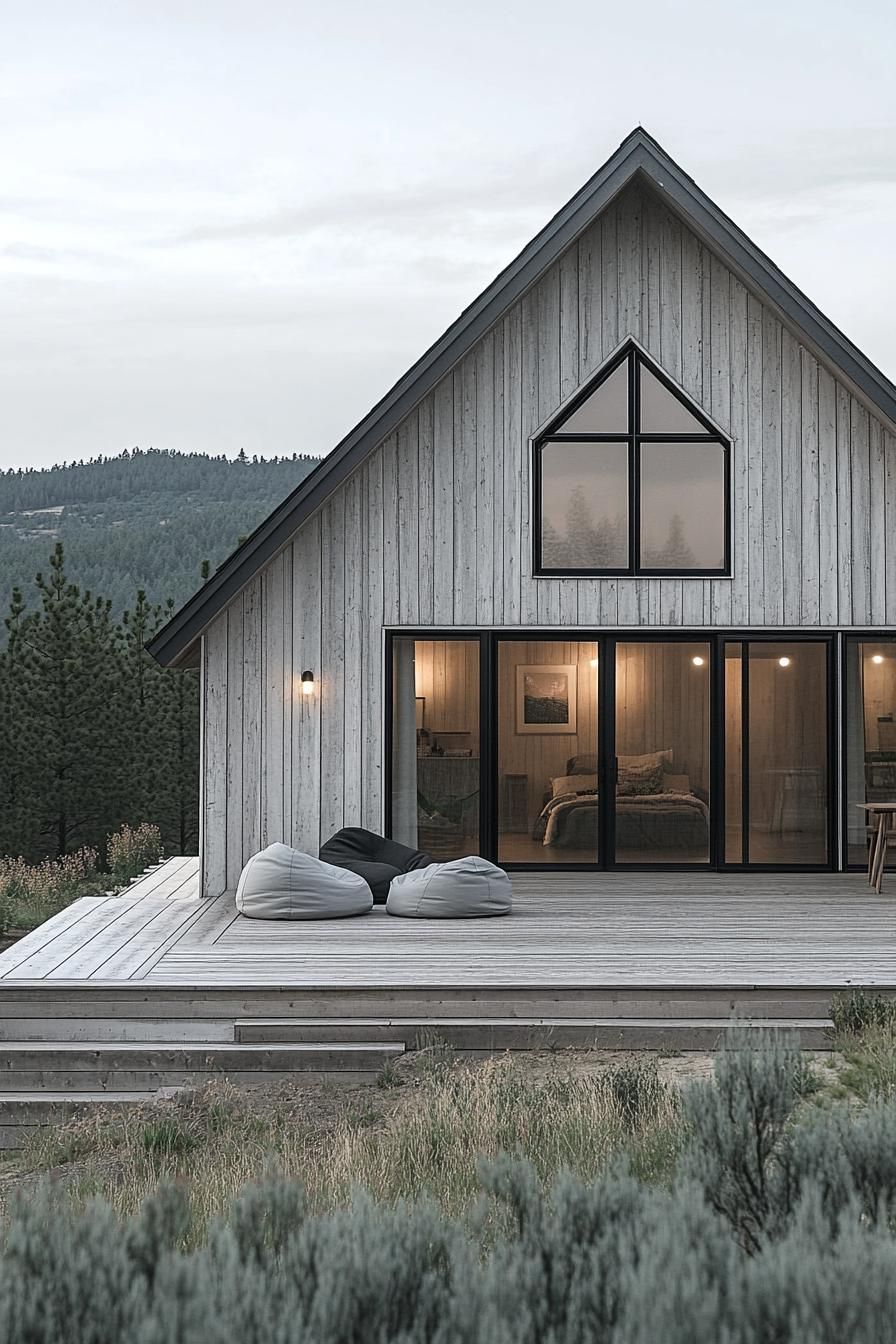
(565, 753), (597, 775)
(662, 773), (691, 794)
(552, 773), (598, 799)
(619, 749), (673, 770)
(617, 761), (664, 796)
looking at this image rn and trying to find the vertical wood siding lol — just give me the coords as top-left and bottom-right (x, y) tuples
(199, 182), (896, 891)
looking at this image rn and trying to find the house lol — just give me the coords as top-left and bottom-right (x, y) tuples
(149, 127), (896, 894)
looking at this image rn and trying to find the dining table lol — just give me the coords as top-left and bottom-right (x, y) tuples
(857, 802), (896, 893)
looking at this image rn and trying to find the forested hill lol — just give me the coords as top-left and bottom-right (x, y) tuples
(0, 448), (319, 618)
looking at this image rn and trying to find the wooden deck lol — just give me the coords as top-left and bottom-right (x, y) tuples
(1, 856), (894, 990)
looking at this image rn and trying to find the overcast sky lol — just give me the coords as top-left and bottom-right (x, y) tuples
(1, 0), (895, 470)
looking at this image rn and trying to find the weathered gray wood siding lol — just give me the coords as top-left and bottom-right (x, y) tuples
(199, 182), (896, 895)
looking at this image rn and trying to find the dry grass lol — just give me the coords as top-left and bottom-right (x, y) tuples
(0, 848), (103, 936)
(5, 1051), (682, 1239)
(833, 1023), (896, 1101)
(0, 823), (163, 936)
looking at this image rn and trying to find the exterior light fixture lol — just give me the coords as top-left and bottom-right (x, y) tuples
(691, 655), (705, 667)
(778, 656), (791, 668)
(872, 654), (885, 665)
(301, 670), (315, 695)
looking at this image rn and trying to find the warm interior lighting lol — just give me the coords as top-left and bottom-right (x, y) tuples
(590, 656), (599, 667)
(301, 670), (315, 695)
(691, 655), (705, 667)
(778, 656), (791, 668)
(872, 654), (885, 665)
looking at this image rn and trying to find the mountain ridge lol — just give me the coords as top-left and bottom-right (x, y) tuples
(0, 447), (320, 618)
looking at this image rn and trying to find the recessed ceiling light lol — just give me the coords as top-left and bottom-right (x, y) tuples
(691, 655), (705, 667)
(778, 656), (791, 668)
(872, 654), (885, 665)
(590, 656), (598, 667)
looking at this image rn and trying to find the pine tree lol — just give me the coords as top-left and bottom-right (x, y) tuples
(12, 545), (122, 856)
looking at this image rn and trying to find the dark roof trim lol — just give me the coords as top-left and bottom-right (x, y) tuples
(149, 127), (896, 667)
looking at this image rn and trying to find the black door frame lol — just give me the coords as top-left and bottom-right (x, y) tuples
(385, 629), (839, 874)
(841, 632), (896, 873)
(716, 633), (837, 873)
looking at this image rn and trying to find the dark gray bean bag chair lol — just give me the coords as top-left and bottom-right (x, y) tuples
(236, 843), (372, 920)
(386, 856), (513, 918)
(318, 827), (433, 904)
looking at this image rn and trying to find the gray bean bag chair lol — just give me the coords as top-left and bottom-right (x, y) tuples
(236, 842), (372, 920)
(318, 827), (433, 904)
(386, 856), (512, 918)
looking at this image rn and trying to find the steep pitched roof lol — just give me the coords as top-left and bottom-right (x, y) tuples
(149, 126), (896, 666)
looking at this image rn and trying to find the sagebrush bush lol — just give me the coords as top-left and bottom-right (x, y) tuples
(7, 1032), (896, 1341)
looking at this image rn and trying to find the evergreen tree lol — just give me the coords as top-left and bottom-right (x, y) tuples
(0, 546), (200, 863)
(644, 513), (697, 569)
(10, 546), (121, 856)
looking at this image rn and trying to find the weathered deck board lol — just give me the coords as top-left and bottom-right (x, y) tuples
(0, 857), (894, 990)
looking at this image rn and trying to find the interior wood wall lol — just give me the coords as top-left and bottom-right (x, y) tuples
(496, 640), (599, 828)
(199, 180), (896, 894)
(411, 640), (480, 751)
(859, 651), (896, 749)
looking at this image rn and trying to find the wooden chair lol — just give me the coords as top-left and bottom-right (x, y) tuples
(870, 812), (896, 893)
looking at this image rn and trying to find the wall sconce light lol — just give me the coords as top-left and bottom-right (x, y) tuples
(872, 654), (885, 665)
(301, 670), (315, 695)
(691, 655), (705, 667)
(778, 656), (791, 668)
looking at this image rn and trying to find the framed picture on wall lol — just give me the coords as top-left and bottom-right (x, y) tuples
(516, 664), (577, 734)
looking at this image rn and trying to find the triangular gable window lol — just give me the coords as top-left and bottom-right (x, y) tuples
(534, 343), (729, 576)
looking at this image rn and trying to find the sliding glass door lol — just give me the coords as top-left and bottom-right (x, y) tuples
(613, 640), (712, 865)
(723, 639), (831, 867)
(844, 637), (896, 869)
(496, 639), (599, 865)
(390, 637), (481, 860)
(388, 631), (836, 871)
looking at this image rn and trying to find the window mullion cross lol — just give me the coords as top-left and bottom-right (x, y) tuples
(535, 342), (729, 577)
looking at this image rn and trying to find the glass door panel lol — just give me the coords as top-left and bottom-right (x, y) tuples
(724, 643), (745, 863)
(747, 642), (828, 865)
(845, 638), (896, 868)
(614, 641), (711, 865)
(723, 639), (830, 866)
(391, 638), (480, 859)
(497, 639), (599, 864)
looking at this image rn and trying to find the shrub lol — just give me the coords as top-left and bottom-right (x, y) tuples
(837, 1024), (896, 1100)
(107, 823), (163, 888)
(0, 848), (101, 935)
(830, 989), (896, 1036)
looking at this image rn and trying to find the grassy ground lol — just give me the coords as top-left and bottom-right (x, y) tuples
(2, 996), (893, 1244)
(0, 1049), (700, 1239)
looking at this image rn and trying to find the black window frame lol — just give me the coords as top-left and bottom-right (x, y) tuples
(532, 341), (732, 578)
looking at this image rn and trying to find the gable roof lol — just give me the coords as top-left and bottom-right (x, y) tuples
(149, 126), (896, 667)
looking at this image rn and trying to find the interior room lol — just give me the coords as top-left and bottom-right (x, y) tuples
(391, 638), (482, 859)
(724, 641), (829, 866)
(496, 639), (712, 865)
(845, 639), (896, 869)
(391, 634), (838, 869)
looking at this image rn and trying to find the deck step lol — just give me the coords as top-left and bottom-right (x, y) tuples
(0, 1017), (235, 1044)
(0, 1091), (162, 1151)
(0, 1041), (404, 1092)
(234, 1017), (834, 1051)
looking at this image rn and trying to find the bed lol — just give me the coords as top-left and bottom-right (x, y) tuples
(532, 751), (710, 854)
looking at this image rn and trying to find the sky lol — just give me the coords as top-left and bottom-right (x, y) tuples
(1, 0), (895, 471)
